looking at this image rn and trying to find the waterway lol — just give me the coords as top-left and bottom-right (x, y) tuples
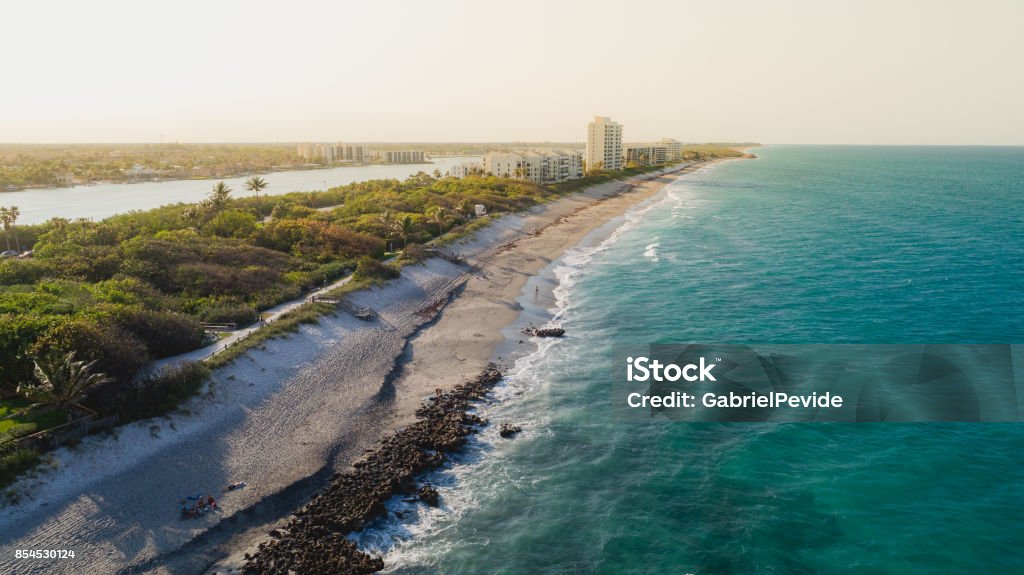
(5, 156), (479, 224)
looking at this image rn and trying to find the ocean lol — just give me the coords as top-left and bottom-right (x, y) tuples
(356, 146), (1024, 573)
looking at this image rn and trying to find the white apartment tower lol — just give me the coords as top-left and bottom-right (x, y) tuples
(586, 116), (624, 171)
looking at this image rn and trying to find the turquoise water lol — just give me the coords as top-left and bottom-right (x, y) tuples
(363, 147), (1024, 573)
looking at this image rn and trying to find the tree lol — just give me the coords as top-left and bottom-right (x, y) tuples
(244, 176), (268, 215)
(0, 207), (10, 251)
(17, 350), (113, 412)
(207, 181), (232, 221)
(428, 206), (447, 237)
(0, 206), (20, 252)
(201, 182), (232, 229)
(392, 215), (416, 249)
(457, 199), (474, 219)
(182, 205), (202, 228)
(378, 211), (393, 249)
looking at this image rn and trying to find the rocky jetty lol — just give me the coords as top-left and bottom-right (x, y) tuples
(521, 327), (565, 338)
(499, 423), (522, 438)
(243, 365), (504, 575)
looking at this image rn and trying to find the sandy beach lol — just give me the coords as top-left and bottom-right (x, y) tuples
(0, 160), (719, 575)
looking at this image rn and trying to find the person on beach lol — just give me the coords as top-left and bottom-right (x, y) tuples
(535, 286), (539, 298)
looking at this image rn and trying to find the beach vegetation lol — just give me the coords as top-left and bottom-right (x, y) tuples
(0, 155), (740, 425)
(18, 351), (113, 412)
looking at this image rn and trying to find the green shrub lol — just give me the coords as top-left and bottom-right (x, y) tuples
(0, 445), (40, 490)
(118, 361), (210, 422)
(0, 259), (55, 286)
(353, 256), (399, 281)
(31, 316), (149, 385)
(196, 300), (259, 326)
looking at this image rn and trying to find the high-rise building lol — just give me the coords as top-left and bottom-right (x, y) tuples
(586, 116), (624, 171)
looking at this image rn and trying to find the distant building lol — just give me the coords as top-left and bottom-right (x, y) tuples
(624, 145), (661, 166)
(296, 143), (369, 164)
(586, 116), (624, 171)
(658, 138), (683, 161)
(480, 150), (583, 184)
(54, 172), (75, 186)
(125, 164), (159, 181)
(624, 138), (685, 166)
(378, 150), (426, 164)
(335, 144), (368, 164)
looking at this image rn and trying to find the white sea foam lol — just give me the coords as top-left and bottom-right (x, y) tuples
(644, 240), (660, 262)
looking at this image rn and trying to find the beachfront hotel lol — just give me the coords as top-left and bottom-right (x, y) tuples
(586, 115), (624, 171)
(624, 138), (685, 166)
(479, 150), (584, 184)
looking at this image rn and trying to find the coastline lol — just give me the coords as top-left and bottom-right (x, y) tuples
(207, 158), (736, 573)
(0, 159), (733, 575)
(387, 160), (725, 427)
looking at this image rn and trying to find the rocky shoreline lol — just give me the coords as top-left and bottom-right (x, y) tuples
(240, 365), (505, 574)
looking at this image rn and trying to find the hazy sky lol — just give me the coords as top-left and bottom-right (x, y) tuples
(3, 0), (1022, 144)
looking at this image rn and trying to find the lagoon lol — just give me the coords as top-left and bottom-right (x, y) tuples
(4, 156), (479, 225)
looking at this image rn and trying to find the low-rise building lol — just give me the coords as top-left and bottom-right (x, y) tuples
(658, 138), (683, 161)
(450, 161), (483, 178)
(479, 150), (583, 184)
(625, 138), (685, 166)
(296, 143), (369, 164)
(378, 150), (425, 164)
(624, 145), (661, 166)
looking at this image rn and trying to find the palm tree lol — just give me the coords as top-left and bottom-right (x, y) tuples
(457, 199), (474, 219)
(9, 206), (19, 252)
(207, 181), (232, 212)
(392, 216), (416, 249)
(17, 351), (113, 412)
(428, 206), (447, 237)
(207, 181), (232, 224)
(0, 205), (20, 250)
(244, 176), (268, 215)
(0, 207), (11, 251)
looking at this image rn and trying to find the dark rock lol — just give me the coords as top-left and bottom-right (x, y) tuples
(521, 327), (565, 337)
(499, 423), (522, 438)
(418, 486), (440, 507)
